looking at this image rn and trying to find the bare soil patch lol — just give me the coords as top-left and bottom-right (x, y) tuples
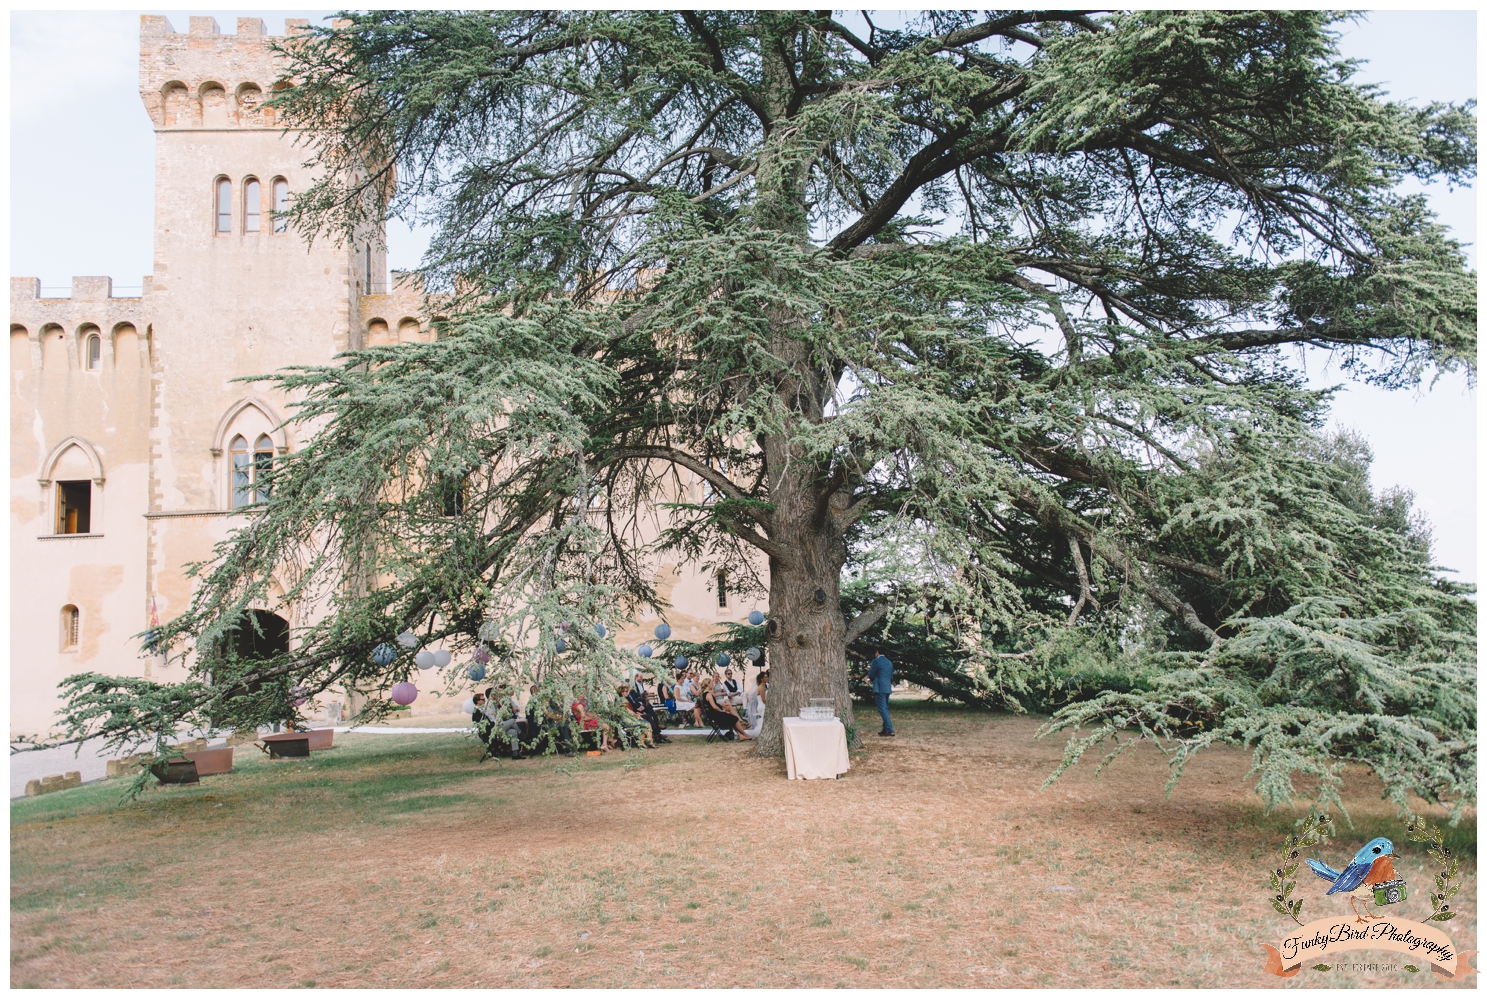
(11, 703), (1475, 988)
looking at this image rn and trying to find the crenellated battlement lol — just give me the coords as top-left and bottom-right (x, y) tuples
(138, 15), (311, 130)
(12, 277), (151, 303)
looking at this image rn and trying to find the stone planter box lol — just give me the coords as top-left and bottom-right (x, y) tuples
(260, 733), (310, 758)
(305, 728), (334, 750)
(151, 760), (199, 785)
(185, 746), (233, 776)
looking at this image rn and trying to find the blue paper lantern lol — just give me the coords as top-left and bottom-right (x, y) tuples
(595, 623), (607, 638)
(638, 644), (653, 659)
(674, 656), (688, 670)
(716, 652), (731, 667)
(555, 639), (568, 654)
(468, 664), (486, 682)
(748, 610), (764, 626)
(654, 623), (672, 640)
(372, 643), (398, 666)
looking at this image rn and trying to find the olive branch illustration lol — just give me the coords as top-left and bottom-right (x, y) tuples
(1270, 812), (1335, 925)
(1406, 816), (1462, 922)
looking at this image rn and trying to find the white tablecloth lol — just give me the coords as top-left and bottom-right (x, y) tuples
(782, 717), (850, 780)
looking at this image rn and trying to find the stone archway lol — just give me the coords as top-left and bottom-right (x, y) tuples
(232, 609), (288, 661)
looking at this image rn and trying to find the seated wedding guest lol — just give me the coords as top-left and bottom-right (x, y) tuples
(571, 695), (614, 751)
(627, 678), (670, 743)
(702, 678), (752, 740)
(721, 669), (744, 707)
(492, 685), (525, 759)
(616, 684), (657, 748)
(527, 684), (575, 756)
(470, 692), (499, 754)
(656, 676), (676, 718)
(675, 673), (701, 727)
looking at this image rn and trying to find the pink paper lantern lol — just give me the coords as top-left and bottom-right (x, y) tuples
(390, 681), (418, 706)
(473, 647), (491, 665)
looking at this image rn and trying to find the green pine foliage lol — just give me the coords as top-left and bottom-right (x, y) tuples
(37, 12), (1473, 812)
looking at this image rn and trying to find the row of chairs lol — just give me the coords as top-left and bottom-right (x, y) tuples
(647, 690), (749, 743)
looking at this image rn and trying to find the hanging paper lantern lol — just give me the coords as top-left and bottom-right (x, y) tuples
(462, 697), (476, 716)
(468, 664), (486, 682)
(555, 639), (568, 654)
(372, 644), (398, 666)
(638, 644), (653, 659)
(748, 610), (764, 626)
(745, 647), (761, 662)
(396, 631), (419, 649)
(674, 656), (688, 670)
(432, 649), (452, 668)
(654, 623), (672, 640)
(390, 681), (418, 705)
(415, 650), (436, 670)
(716, 652), (731, 667)
(290, 684), (308, 707)
(473, 647), (491, 665)
(595, 623), (607, 638)
(558, 620), (570, 634)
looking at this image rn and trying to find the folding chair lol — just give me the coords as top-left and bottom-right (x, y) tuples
(702, 705), (733, 744)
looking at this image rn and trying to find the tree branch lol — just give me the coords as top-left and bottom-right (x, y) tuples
(844, 598), (891, 645)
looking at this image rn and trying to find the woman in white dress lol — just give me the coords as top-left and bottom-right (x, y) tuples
(674, 672), (699, 727)
(744, 669), (767, 739)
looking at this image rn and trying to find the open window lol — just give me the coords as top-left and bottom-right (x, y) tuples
(56, 480), (92, 534)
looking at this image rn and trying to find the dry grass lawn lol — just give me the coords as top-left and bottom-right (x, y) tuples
(11, 701), (1476, 988)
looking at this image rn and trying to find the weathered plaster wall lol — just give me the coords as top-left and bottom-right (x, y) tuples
(12, 15), (773, 737)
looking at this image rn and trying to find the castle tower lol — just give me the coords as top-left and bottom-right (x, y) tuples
(8, 16), (421, 737)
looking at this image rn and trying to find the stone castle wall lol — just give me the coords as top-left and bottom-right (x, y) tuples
(10, 15), (762, 738)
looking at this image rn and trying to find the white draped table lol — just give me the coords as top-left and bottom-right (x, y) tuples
(782, 716), (850, 780)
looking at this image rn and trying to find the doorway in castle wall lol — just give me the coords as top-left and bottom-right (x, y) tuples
(232, 610), (288, 661)
(221, 610), (292, 733)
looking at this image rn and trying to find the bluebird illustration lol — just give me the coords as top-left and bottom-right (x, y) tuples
(1306, 836), (1399, 922)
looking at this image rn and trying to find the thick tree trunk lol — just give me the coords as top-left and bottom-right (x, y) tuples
(751, 424), (857, 756)
(752, 536), (856, 756)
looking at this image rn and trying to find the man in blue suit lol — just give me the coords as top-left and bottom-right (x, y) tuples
(868, 649), (895, 737)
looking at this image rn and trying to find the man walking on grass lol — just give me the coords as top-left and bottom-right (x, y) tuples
(868, 649), (895, 737)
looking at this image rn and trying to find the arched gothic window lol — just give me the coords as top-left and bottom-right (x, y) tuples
(272, 178), (289, 234)
(244, 178), (261, 233)
(254, 434), (273, 503)
(216, 178), (232, 233)
(61, 605), (80, 651)
(86, 333), (101, 370)
(230, 434), (275, 507)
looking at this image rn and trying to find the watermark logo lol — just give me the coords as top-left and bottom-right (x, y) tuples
(1260, 813), (1476, 980)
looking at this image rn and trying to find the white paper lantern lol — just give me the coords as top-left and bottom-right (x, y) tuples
(397, 630), (419, 649)
(415, 649), (436, 670)
(432, 649), (451, 668)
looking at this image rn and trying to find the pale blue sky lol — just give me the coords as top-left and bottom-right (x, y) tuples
(10, 11), (1477, 581)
